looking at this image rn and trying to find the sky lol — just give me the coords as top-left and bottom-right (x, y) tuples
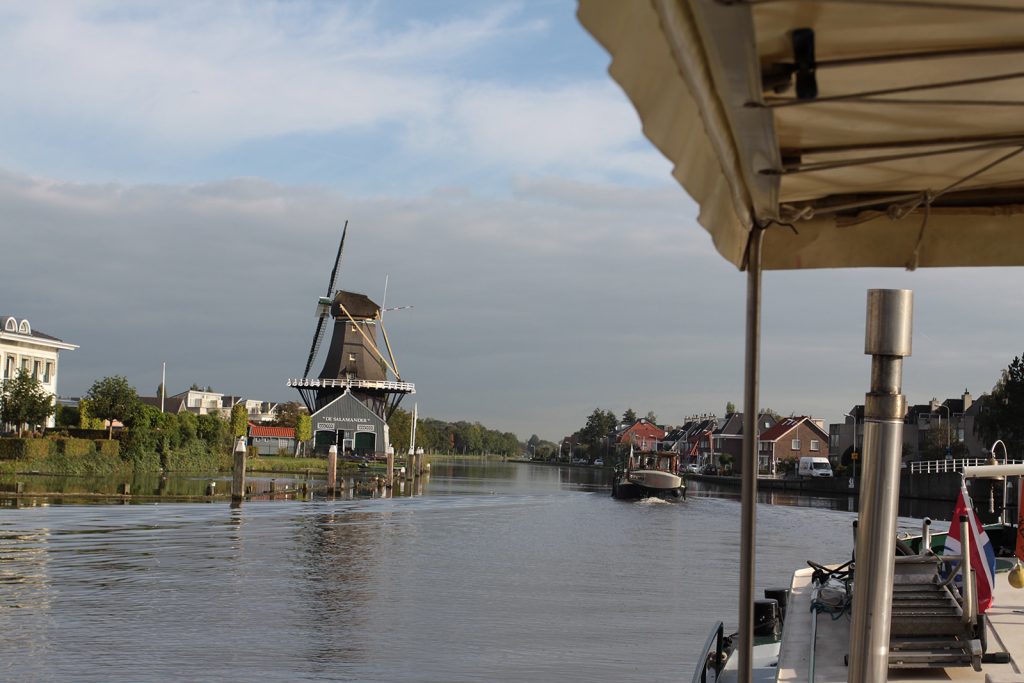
(3, 1), (1023, 442)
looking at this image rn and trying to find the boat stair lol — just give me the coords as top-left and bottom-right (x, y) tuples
(886, 555), (982, 671)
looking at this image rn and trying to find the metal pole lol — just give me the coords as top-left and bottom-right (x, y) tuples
(848, 289), (913, 683)
(738, 227), (764, 683)
(231, 436), (247, 504)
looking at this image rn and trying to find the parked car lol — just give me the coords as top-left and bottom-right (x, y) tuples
(593, 458), (604, 466)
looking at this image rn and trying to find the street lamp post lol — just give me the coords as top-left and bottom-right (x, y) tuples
(937, 403), (951, 457)
(845, 412), (858, 486)
(992, 439), (1009, 524)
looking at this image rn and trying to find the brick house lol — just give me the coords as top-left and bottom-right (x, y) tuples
(758, 416), (829, 475)
(616, 418), (667, 452)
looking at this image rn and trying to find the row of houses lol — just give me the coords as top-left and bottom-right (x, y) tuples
(564, 412), (830, 475)
(137, 387), (283, 424)
(565, 388), (987, 475)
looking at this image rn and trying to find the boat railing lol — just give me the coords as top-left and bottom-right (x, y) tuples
(691, 620), (725, 683)
(909, 458), (1024, 475)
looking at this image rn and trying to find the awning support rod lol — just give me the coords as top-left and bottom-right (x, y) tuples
(738, 225), (765, 683)
(766, 138), (1024, 176)
(780, 43), (1024, 71)
(785, 132), (1024, 156)
(755, 70), (1024, 109)
(720, 0), (1024, 14)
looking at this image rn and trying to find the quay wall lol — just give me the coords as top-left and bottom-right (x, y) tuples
(696, 470), (963, 501)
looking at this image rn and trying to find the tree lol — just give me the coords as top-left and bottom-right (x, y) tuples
(976, 354), (1024, 455)
(86, 376), (138, 439)
(622, 408), (638, 424)
(726, 401), (737, 414)
(0, 369), (54, 436)
(55, 402), (80, 428)
(645, 410), (658, 424)
(580, 408), (618, 461)
(295, 413), (312, 456)
(275, 401), (304, 429)
(230, 403), (248, 439)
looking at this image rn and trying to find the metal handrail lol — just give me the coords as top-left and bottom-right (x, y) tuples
(691, 621), (726, 683)
(909, 458), (1024, 474)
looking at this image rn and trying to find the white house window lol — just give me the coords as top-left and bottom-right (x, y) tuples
(21, 358), (30, 372)
(4, 356), (13, 379)
(19, 320), (30, 334)
(810, 440), (820, 451)
(4, 319), (15, 332)
(791, 438), (801, 450)
(44, 362), (53, 383)
(32, 360), (41, 380)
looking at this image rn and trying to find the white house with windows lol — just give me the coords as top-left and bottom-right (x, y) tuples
(0, 316), (78, 428)
(170, 388), (224, 415)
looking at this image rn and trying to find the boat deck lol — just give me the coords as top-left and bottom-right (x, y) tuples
(778, 566), (1024, 682)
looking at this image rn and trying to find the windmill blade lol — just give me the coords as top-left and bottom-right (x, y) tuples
(382, 305), (414, 313)
(303, 314), (328, 378)
(303, 220), (348, 378)
(325, 220), (348, 297)
(379, 317), (401, 382)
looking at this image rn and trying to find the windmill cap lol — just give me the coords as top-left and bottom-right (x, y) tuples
(331, 291), (380, 319)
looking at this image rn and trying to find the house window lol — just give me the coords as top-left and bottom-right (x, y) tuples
(810, 440), (820, 451)
(791, 438), (801, 450)
(43, 362), (53, 383)
(21, 358), (30, 372)
(4, 356), (13, 379)
(32, 360), (41, 380)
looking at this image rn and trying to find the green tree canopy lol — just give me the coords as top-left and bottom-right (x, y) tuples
(275, 401), (304, 429)
(0, 369), (54, 436)
(230, 403), (248, 438)
(296, 413), (312, 455)
(86, 376), (139, 439)
(726, 401), (736, 414)
(645, 410), (658, 424)
(622, 408), (638, 424)
(976, 354), (1024, 456)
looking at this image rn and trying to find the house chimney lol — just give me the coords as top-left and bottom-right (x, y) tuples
(962, 389), (972, 411)
(929, 397), (939, 412)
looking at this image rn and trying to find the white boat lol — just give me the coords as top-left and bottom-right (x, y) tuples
(612, 449), (685, 500)
(695, 465), (1024, 682)
(575, 1), (1024, 680)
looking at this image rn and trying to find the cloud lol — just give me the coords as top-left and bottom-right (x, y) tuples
(7, 168), (1022, 439)
(0, 1), (656, 186)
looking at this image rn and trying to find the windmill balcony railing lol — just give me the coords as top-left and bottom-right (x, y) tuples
(287, 377), (415, 393)
(909, 457), (1024, 475)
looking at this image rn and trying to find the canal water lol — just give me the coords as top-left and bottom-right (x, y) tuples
(0, 461), (949, 682)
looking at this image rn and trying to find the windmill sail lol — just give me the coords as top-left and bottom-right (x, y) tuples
(302, 221), (348, 378)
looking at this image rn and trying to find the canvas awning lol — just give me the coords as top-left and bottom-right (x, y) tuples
(577, 0), (1024, 270)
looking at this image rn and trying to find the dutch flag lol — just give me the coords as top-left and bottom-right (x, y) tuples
(943, 485), (997, 613)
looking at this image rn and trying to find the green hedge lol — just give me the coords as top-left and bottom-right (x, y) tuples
(163, 442), (230, 472)
(0, 438), (52, 460)
(52, 437), (95, 457)
(94, 440), (120, 457)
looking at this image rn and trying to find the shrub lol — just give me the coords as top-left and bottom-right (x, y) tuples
(94, 439), (120, 457)
(0, 437), (51, 460)
(164, 441), (229, 472)
(51, 437), (94, 457)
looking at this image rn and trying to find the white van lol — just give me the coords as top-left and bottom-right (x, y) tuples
(798, 456), (833, 478)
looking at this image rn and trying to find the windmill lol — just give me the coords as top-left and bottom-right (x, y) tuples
(288, 223), (415, 428)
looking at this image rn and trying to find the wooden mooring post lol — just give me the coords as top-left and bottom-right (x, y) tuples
(386, 450), (394, 488)
(327, 445), (338, 495)
(232, 437), (247, 504)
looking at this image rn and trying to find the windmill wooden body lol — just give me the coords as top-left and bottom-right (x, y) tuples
(288, 222), (415, 456)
